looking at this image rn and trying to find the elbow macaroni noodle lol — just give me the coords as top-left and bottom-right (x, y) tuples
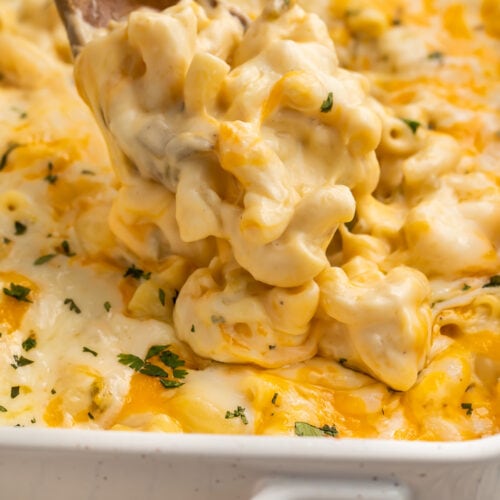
(0, 0), (497, 440)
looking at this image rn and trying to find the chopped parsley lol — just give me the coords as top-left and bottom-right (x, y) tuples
(462, 283), (471, 291)
(59, 240), (75, 257)
(123, 264), (151, 280)
(3, 283), (32, 303)
(159, 349), (188, 379)
(11, 355), (34, 369)
(338, 358), (348, 366)
(3, 237), (11, 244)
(461, 402), (473, 416)
(11, 107), (27, 120)
(51, 388), (56, 395)
(117, 353), (144, 371)
(34, 254), (56, 266)
(268, 345), (276, 350)
(30, 418), (36, 424)
(400, 118), (421, 134)
(145, 344), (169, 360)
(158, 288), (166, 306)
(139, 363), (168, 378)
(82, 346), (98, 357)
(0, 406), (7, 413)
(44, 162), (58, 184)
(144, 345), (170, 361)
(88, 412), (94, 420)
(211, 314), (226, 324)
(22, 335), (36, 352)
(190, 324), (195, 333)
(103, 301), (111, 312)
(225, 406), (248, 425)
(64, 298), (81, 314)
(81, 169), (95, 175)
(483, 275), (500, 288)
(271, 393), (279, 405)
(0, 143), (20, 171)
(10, 386), (20, 399)
(320, 92), (334, 113)
(294, 422), (338, 437)
(14, 221), (27, 235)
(159, 379), (184, 388)
(428, 51), (444, 60)
(118, 345), (187, 389)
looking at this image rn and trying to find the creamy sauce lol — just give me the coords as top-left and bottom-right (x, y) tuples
(0, 0), (497, 440)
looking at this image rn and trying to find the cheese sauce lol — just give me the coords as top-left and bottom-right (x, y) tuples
(0, 0), (498, 440)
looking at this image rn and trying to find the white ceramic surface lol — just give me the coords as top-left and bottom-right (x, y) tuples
(0, 429), (498, 499)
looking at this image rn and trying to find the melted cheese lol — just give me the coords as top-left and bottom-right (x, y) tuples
(0, 0), (497, 441)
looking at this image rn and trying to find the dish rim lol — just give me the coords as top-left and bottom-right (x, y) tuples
(0, 428), (498, 464)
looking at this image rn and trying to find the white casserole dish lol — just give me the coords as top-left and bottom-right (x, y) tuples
(0, 429), (498, 499)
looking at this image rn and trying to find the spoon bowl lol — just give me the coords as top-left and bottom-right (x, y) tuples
(55, 0), (177, 54)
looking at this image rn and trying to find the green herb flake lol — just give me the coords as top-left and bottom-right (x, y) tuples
(159, 350), (186, 372)
(104, 301), (111, 312)
(12, 108), (27, 120)
(271, 393), (279, 405)
(158, 288), (166, 307)
(462, 284), (471, 291)
(82, 346), (98, 357)
(3, 237), (11, 244)
(44, 162), (58, 184)
(190, 324), (195, 333)
(50, 388), (56, 395)
(88, 412), (94, 420)
(22, 335), (36, 352)
(268, 344), (276, 350)
(0, 143), (20, 171)
(159, 379), (184, 389)
(225, 406), (248, 425)
(294, 422), (338, 437)
(11, 355), (34, 369)
(81, 169), (95, 176)
(14, 221), (27, 235)
(483, 275), (500, 288)
(211, 314), (226, 324)
(123, 264), (151, 280)
(461, 402), (473, 416)
(428, 51), (444, 60)
(145, 345), (169, 360)
(10, 386), (20, 399)
(30, 418), (36, 424)
(140, 363), (169, 378)
(3, 283), (32, 303)
(34, 254), (56, 266)
(338, 358), (347, 366)
(0, 406), (7, 413)
(173, 368), (188, 379)
(64, 298), (81, 314)
(400, 118), (421, 134)
(59, 240), (75, 257)
(320, 92), (334, 113)
(117, 353), (144, 371)
(119, 346), (188, 389)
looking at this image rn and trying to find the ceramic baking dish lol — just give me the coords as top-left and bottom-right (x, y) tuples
(0, 428), (498, 499)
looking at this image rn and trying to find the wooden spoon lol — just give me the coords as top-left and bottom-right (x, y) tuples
(55, 0), (177, 55)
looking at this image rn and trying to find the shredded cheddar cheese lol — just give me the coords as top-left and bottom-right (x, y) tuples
(0, 0), (497, 441)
